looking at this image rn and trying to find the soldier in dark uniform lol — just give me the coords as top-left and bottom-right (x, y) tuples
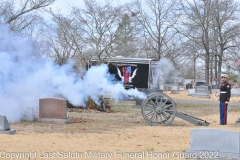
(219, 74), (231, 125)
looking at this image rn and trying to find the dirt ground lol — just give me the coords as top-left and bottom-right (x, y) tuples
(1, 91), (240, 160)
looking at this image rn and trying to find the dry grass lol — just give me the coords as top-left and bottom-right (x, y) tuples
(10, 92), (240, 134)
(3, 91), (240, 160)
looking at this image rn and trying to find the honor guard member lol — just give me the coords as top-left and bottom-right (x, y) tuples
(219, 74), (231, 125)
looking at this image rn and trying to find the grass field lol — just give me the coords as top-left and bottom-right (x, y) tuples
(1, 91), (240, 160)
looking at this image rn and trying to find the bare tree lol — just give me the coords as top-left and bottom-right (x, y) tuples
(69, 0), (125, 65)
(179, 0), (240, 83)
(46, 0), (132, 67)
(179, 0), (217, 83)
(228, 37), (240, 75)
(0, 0), (55, 31)
(47, 12), (83, 66)
(212, 0), (240, 80)
(113, 13), (139, 57)
(131, 0), (178, 59)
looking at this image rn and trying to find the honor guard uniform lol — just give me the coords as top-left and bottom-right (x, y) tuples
(219, 74), (231, 125)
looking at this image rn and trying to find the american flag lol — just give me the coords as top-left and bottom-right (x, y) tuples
(122, 66), (131, 83)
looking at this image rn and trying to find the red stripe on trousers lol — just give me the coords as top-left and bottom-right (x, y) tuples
(224, 102), (227, 125)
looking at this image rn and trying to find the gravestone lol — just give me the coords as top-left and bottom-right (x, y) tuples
(231, 88), (240, 97)
(171, 84), (179, 94)
(212, 79), (219, 89)
(187, 89), (195, 96)
(192, 86), (210, 98)
(186, 83), (193, 90)
(208, 85), (212, 94)
(186, 128), (240, 159)
(164, 85), (171, 91)
(38, 98), (70, 123)
(0, 115), (16, 134)
(159, 84), (165, 92)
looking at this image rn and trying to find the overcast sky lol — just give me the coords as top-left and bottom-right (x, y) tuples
(50, 0), (133, 13)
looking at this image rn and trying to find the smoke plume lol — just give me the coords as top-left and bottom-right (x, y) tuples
(0, 25), (146, 122)
(158, 58), (179, 79)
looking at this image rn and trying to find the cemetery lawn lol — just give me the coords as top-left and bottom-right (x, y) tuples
(1, 91), (240, 160)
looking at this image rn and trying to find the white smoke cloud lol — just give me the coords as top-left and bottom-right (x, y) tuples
(0, 25), (146, 122)
(154, 57), (180, 86)
(157, 57), (178, 79)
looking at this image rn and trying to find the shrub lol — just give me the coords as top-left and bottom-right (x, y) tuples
(67, 98), (111, 111)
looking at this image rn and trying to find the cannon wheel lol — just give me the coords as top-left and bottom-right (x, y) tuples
(141, 92), (176, 126)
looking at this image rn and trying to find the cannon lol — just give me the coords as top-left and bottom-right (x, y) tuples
(87, 57), (210, 126)
(141, 92), (209, 126)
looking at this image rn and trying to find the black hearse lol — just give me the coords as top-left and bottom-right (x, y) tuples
(87, 57), (162, 94)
